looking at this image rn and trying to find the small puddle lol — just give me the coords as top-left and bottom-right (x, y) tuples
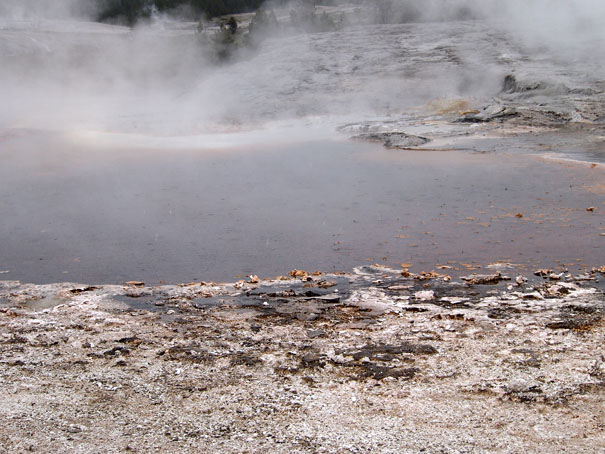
(113, 294), (165, 312)
(0, 295), (70, 311)
(27, 296), (69, 311)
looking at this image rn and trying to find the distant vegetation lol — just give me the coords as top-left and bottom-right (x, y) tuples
(96, 0), (266, 25)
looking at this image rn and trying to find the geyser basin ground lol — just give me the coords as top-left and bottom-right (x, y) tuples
(1, 266), (604, 452)
(1, 130), (602, 284)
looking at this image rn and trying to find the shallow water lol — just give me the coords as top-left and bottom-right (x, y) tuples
(1, 131), (602, 284)
(1, 13), (604, 284)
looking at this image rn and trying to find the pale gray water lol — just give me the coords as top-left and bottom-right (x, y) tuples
(1, 131), (602, 284)
(1, 10), (604, 284)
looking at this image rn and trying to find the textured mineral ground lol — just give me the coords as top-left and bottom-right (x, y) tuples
(1, 266), (603, 453)
(2, 5), (605, 454)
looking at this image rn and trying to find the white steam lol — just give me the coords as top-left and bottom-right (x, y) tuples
(0, 0), (603, 145)
(0, 0), (95, 20)
(479, 0), (605, 62)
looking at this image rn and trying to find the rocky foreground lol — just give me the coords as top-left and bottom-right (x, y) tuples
(0, 266), (604, 453)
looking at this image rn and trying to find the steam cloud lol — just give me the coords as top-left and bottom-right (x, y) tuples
(0, 0), (96, 20)
(0, 0), (603, 144)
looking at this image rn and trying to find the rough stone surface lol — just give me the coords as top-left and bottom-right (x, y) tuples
(0, 267), (603, 453)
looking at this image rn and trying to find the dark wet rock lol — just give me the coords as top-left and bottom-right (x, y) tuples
(353, 132), (430, 149)
(504, 381), (544, 403)
(307, 329), (326, 339)
(361, 364), (419, 380)
(461, 273), (509, 285)
(501, 74), (570, 96)
(230, 353), (261, 367)
(561, 304), (600, 314)
(518, 358), (542, 368)
(69, 286), (99, 294)
(546, 316), (601, 331)
(300, 353), (326, 369)
(345, 362), (419, 381)
(247, 287), (295, 298)
(343, 342), (437, 361)
(247, 283), (344, 300)
(502, 74), (518, 93)
(414, 271), (442, 281)
(161, 345), (216, 363)
(547, 304), (604, 330)
(504, 74), (600, 99)
(487, 307), (524, 319)
(502, 74), (548, 94)
(117, 335), (139, 344)
(534, 269), (552, 277)
(401, 306), (430, 312)
(103, 346), (130, 356)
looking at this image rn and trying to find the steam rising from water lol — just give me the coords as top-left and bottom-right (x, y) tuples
(0, 1), (603, 145)
(1, 1), (604, 284)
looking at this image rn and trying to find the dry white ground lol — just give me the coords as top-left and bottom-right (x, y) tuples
(0, 269), (603, 453)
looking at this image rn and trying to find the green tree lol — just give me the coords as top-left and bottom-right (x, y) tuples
(96, 0), (266, 25)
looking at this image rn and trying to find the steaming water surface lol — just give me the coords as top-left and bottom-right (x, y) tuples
(1, 130), (603, 284)
(1, 12), (604, 283)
